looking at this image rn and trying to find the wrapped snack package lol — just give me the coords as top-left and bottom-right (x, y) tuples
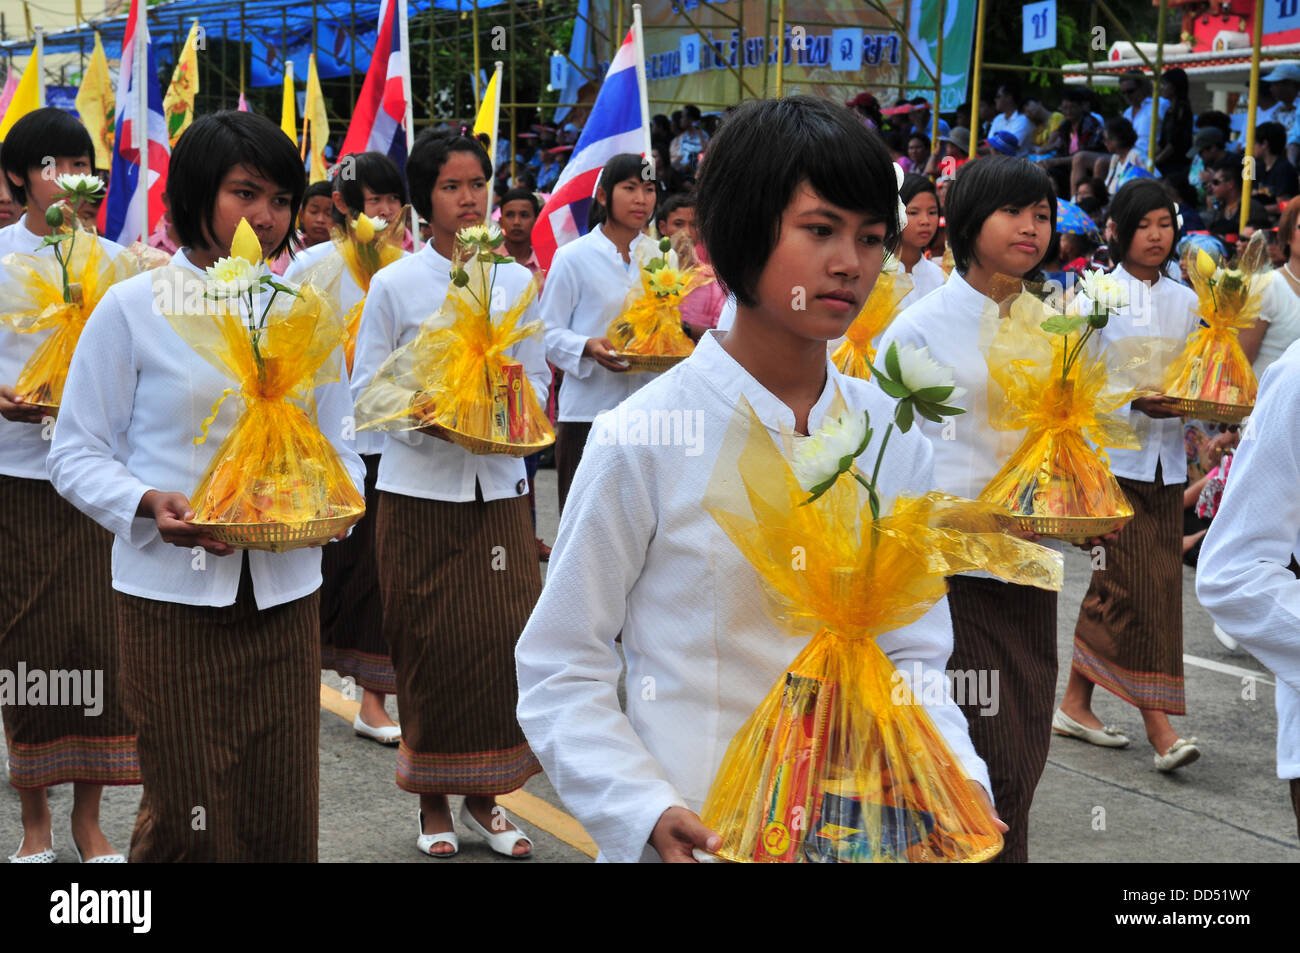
(606, 236), (709, 372)
(0, 229), (154, 412)
(830, 265), (913, 379)
(159, 222), (364, 552)
(1162, 231), (1268, 423)
(354, 228), (553, 457)
(979, 289), (1175, 542)
(700, 394), (1063, 863)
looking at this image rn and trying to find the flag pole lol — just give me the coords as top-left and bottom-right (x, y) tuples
(134, 0), (149, 243)
(34, 26), (44, 107)
(486, 60), (502, 218)
(632, 4), (651, 160)
(398, 0), (417, 241)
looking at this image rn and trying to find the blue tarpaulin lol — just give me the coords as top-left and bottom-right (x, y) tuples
(2, 0), (511, 87)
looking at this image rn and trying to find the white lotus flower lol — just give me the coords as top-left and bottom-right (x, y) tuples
(894, 343), (966, 404)
(204, 255), (261, 297)
(55, 173), (106, 197)
(456, 222), (503, 249)
(790, 410), (870, 494)
(1076, 269), (1129, 313)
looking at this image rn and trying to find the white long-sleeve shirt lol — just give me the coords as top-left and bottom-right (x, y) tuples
(1077, 265), (1199, 485)
(1196, 346), (1300, 780)
(350, 239), (548, 503)
(47, 249), (366, 609)
(898, 256), (947, 311)
(284, 240), (408, 456)
(1253, 270), (1300, 378)
(515, 330), (993, 863)
(0, 216), (123, 479)
(541, 225), (660, 422)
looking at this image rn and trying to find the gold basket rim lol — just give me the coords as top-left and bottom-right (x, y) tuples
(1014, 513), (1132, 542)
(613, 351), (690, 372)
(1161, 395), (1254, 423)
(442, 426), (556, 458)
(189, 509), (365, 553)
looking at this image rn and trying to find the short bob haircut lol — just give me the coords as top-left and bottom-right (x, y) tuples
(333, 151), (407, 220)
(406, 128), (492, 222)
(1, 107), (95, 206)
(696, 95), (902, 308)
(1108, 179), (1179, 266)
(899, 173), (937, 207)
(588, 153), (654, 230)
(1103, 116), (1138, 151)
(945, 155), (1056, 274)
(1256, 121), (1287, 158)
(168, 111), (306, 259)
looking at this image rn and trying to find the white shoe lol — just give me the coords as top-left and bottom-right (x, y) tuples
(416, 810), (458, 858)
(1155, 737), (1201, 772)
(70, 822), (125, 863)
(458, 801), (533, 858)
(1052, 708), (1131, 748)
(1213, 624), (1239, 652)
(8, 838), (56, 863)
(353, 712), (401, 745)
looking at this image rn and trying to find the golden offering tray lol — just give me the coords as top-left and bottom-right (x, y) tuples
(613, 351), (688, 373)
(1013, 513), (1132, 544)
(1162, 396), (1253, 425)
(191, 508), (365, 553)
(442, 426), (555, 458)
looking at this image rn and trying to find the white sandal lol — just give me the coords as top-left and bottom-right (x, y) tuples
(8, 838), (56, 863)
(1154, 737), (1201, 773)
(415, 810), (458, 858)
(458, 801), (533, 858)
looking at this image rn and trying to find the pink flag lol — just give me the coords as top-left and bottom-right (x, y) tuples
(0, 69), (21, 117)
(237, 91), (250, 112)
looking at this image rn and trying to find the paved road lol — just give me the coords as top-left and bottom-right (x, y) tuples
(3, 467), (1295, 862)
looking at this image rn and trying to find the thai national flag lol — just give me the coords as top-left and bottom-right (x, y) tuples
(338, 0), (409, 172)
(532, 27), (647, 271)
(99, 0), (170, 244)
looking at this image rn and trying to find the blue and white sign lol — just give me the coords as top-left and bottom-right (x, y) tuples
(680, 34), (701, 75)
(831, 28), (864, 72)
(1022, 0), (1056, 54)
(1264, 0), (1300, 34)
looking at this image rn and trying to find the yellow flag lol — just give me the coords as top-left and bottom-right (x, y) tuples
(303, 53), (330, 184)
(0, 57), (42, 140)
(280, 60), (296, 144)
(75, 33), (115, 168)
(162, 20), (201, 147)
(472, 63), (501, 159)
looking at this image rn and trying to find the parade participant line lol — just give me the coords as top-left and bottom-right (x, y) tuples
(1044, 759), (1300, 853)
(317, 683), (599, 859)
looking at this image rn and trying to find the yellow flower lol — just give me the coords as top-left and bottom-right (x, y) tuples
(353, 213), (386, 243)
(230, 218), (262, 265)
(1195, 248), (1217, 280)
(648, 266), (687, 297)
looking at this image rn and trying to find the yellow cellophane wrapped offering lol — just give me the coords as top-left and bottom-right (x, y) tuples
(333, 210), (406, 373)
(830, 265), (913, 379)
(1162, 232), (1268, 422)
(0, 232), (154, 411)
(160, 255), (364, 552)
(354, 238), (553, 457)
(700, 396), (1063, 863)
(606, 239), (708, 372)
(979, 291), (1173, 541)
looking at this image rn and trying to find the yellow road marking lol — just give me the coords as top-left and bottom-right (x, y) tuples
(319, 682), (598, 859)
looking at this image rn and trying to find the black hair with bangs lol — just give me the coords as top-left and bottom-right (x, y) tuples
(1108, 179), (1178, 266)
(899, 173), (937, 206)
(406, 128), (492, 222)
(167, 111), (306, 259)
(945, 156), (1057, 274)
(334, 151), (407, 220)
(588, 153), (655, 230)
(695, 95), (902, 308)
(1, 107), (95, 206)
(654, 190), (696, 229)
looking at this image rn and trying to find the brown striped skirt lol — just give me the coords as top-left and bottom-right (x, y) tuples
(0, 475), (139, 789)
(320, 454), (395, 693)
(115, 560), (320, 862)
(374, 489), (542, 795)
(946, 576), (1058, 864)
(556, 420), (593, 518)
(1072, 473), (1186, 715)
